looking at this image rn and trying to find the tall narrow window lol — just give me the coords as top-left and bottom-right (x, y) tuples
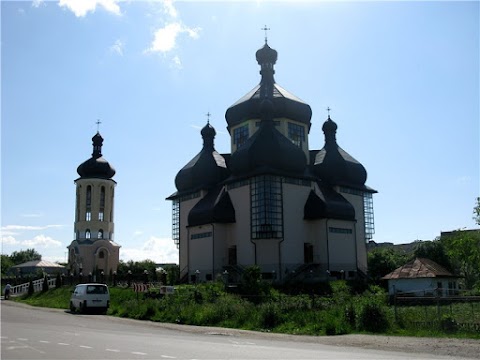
(251, 175), (283, 239)
(172, 199), (180, 248)
(86, 185), (92, 207)
(98, 211), (104, 221)
(86, 211), (91, 221)
(85, 229), (91, 239)
(233, 124), (249, 149)
(98, 229), (104, 239)
(99, 250), (105, 259)
(288, 122), (305, 148)
(100, 186), (105, 207)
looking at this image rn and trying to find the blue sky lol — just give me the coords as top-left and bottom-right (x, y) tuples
(1, 0), (479, 264)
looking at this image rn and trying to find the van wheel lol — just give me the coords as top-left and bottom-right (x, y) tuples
(80, 301), (87, 314)
(70, 302), (76, 313)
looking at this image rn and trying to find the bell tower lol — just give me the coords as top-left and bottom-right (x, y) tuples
(68, 130), (120, 281)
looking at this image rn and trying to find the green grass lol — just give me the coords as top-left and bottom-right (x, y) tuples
(13, 282), (480, 339)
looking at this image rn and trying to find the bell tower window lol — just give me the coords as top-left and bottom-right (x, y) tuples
(86, 185), (92, 207)
(233, 124), (249, 149)
(98, 229), (104, 239)
(86, 211), (91, 221)
(85, 229), (91, 239)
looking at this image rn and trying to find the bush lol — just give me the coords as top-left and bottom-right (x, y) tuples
(357, 301), (390, 333)
(258, 302), (282, 329)
(28, 280), (34, 296)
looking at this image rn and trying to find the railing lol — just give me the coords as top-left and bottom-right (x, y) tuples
(9, 278), (57, 296)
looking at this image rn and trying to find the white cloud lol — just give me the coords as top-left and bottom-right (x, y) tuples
(1, 224), (64, 231)
(22, 235), (62, 248)
(163, 0), (177, 18)
(1, 236), (19, 246)
(147, 22), (182, 53)
(171, 55), (182, 69)
(21, 213), (44, 218)
(110, 39), (124, 56)
(32, 0), (44, 8)
(58, 0), (121, 17)
(120, 236), (178, 264)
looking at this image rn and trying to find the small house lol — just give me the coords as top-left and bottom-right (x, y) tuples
(381, 258), (460, 297)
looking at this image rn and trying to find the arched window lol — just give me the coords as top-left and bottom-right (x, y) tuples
(85, 229), (91, 239)
(98, 229), (104, 239)
(99, 250), (105, 259)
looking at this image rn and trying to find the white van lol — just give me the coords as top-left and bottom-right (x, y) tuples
(70, 283), (110, 314)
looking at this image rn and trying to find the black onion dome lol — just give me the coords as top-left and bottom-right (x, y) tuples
(77, 132), (116, 179)
(229, 99), (307, 177)
(225, 42), (312, 131)
(313, 117), (367, 186)
(256, 43), (278, 65)
(175, 122), (229, 192)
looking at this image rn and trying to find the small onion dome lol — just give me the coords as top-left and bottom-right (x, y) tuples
(229, 99), (307, 176)
(256, 43), (278, 66)
(226, 42), (311, 131)
(77, 132), (116, 179)
(313, 117), (367, 186)
(175, 122), (229, 192)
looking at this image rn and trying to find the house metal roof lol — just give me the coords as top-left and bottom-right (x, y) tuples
(381, 258), (456, 280)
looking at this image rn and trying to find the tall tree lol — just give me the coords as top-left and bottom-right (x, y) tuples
(413, 240), (452, 271)
(9, 249), (41, 265)
(473, 197), (480, 225)
(441, 230), (480, 289)
(1, 255), (13, 275)
(367, 247), (410, 281)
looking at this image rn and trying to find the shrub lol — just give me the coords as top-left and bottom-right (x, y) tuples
(28, 280), (34, 296)
(357, 301), (390, 333)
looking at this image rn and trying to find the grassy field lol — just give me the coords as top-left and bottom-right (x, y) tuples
(14, 281), (480, 339)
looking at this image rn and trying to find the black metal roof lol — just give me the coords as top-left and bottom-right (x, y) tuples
(77, 132), (116, 179)
(175, 123), (229, 192)
(188, 186), (236, 227)
(304, 185), (355, 221)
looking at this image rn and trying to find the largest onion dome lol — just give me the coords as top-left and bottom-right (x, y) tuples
(175, 122), (229, 192)
(225, 41), (312, 131)
(77, 132), (116, 179)
(229, 98), (307, 177)
(313, 116), (367, 186)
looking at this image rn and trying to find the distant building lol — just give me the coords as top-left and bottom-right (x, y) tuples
(167, 40), (376, 284)
(9, 260), (66, 277)
(382, 258), (460, 297)
(67, 132), (120, 280)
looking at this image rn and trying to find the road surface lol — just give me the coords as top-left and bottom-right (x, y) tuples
(1, 301), (475, 360)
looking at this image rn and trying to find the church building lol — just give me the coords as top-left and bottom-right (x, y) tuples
(167, 40), (376, 283)
(68, 131), (120, 281)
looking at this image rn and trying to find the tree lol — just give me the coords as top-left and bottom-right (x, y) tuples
(367, 247), (410, 281)
(413, 240), (452, 272)
(473, 197), (480, 225)
(441, 230), (480, 289)
(9, 249), (41, 265)
(1, 255), (13, 275)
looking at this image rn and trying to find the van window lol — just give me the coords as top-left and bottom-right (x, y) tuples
(86, 285), (107, 294)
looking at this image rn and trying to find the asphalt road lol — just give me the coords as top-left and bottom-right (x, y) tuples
(0, 301), (469, 360)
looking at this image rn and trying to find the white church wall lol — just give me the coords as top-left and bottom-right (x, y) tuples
(326, 219), (356, 273)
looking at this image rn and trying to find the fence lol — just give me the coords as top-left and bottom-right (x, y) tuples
(8, 278), (57, 296)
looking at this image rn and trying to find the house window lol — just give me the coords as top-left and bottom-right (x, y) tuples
(86, 211), (91, 221)
(98, 229), (104, 239)
(233, 124), (249, 149)
(251, 175), (283, 239)
(288, 122), (305, 147)
(85, 229), (91, 239)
